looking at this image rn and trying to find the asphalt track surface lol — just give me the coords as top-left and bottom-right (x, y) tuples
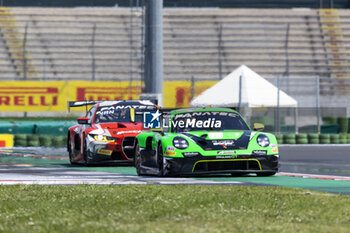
(0, 145), (349, 195)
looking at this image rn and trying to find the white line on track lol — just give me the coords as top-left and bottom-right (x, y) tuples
(278, 172), (350, 181)
(0, 164), (244, 185)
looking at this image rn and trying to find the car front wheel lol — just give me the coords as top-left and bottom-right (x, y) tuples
(257, 172), (276, 177)
(134, 142), (142, 176)
(157, 143), (164, 176)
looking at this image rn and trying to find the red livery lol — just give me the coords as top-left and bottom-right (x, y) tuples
(67, 100), (157, 165)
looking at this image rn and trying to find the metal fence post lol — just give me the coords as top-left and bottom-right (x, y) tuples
(218, 23), (223, 80)
(91, 23), (96, 81)
(22, 23), (28, 80)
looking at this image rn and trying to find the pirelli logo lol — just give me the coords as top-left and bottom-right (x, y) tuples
(0, 81), (67, 111)
(76, 87), (141, 101)
(0, 87), (58, 106)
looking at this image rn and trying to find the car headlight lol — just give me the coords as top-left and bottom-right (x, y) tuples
(91, 134), (118, 142)
(257, 134), (270, 147)
(173, 137), (188, 149)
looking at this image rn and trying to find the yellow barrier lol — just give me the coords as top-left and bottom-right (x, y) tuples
(0, 80), (217, 110)
(0, 81), (67, 111)
(0, 134), (13, 147)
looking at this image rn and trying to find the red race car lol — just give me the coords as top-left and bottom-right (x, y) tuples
(67, 100), (158, 165)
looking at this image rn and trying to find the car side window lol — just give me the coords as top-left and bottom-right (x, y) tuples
(85, 106), (96, 123)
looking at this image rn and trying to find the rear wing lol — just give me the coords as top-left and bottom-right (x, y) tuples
(134, 108), (176, 115)
(67, 100), (160, 112)
(67, 101), (102, 112)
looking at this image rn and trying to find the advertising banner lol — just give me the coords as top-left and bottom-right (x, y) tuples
(68, 81), (142, 111)
(0, 134), (13, 147)
(0, 81), (67, 111)
(0, 80), (216, 111)
(163, 81), (217, 108)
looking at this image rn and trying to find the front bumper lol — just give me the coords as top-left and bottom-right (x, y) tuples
(85, 141), (133, 164)
(162, 155), (279, 176)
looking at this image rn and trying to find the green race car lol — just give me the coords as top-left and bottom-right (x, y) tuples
(134, 107), (279, 176)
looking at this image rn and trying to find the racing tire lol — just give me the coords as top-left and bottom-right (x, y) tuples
(83, 141), (89, 166)
(231, 172), (247, 177)
(134, 141), (143, 176)
(257, 172), (276, 177)
(157, 143), (164, 177)
(68, 140), (77, 165)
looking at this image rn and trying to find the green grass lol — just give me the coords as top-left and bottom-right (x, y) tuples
(0, 185), (349, 233)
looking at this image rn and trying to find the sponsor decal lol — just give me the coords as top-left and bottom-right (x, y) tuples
(97, 149), (112, 156)
(271, 144), (277, 148)
(143, 110), (161, 129)
(252, 150), (267, 155)
(117, 130), (142, 135)
(174, 111), (238, 119)
(208, 132), (223, 139)
(216, 155), (234, 159)
(165, 150), (176, 156)
(167, 146), (176, 151)
(182, 152), (200, 157)
(212, 140), (235, 146)
(217, 151), (236, 154)
(272, 148), (278, 153)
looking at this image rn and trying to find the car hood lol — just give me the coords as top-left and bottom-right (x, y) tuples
(88, 122), (144, 137)
(180, 130), (253, 150)
(181, 130), (248, 140)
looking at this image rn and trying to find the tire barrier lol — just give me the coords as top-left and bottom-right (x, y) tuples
(39, 135), (52, 147)
(307, 133), (319, 144)
(339, 134), (348, 144)
(283, 134), (296, 144)
(275, 134), (283, 144)
(14, 134), (28, 147)
(51, 136), (67, 148)
(273, 133), (350, 144)
(13, 134), (67, 148)
(330, 134), (340, 144)
(0, 121), (76, 136)
(319, 134), (331, 144)
(295, 133), (308, 144)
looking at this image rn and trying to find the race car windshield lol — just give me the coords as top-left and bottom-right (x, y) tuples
(171, 111), (250, 133)
(94, 108), (143, 123)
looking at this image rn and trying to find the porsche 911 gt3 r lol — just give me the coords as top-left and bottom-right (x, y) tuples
(67, 100), (158, 165)
(134, 107), (279, 176)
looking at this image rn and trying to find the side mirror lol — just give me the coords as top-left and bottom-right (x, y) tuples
(77, 117), (90, 125)
(130, 108), (135, 123)
(253, 123), (264, 131)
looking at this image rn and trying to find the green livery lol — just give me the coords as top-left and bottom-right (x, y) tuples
(134, 107), (279, 176)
